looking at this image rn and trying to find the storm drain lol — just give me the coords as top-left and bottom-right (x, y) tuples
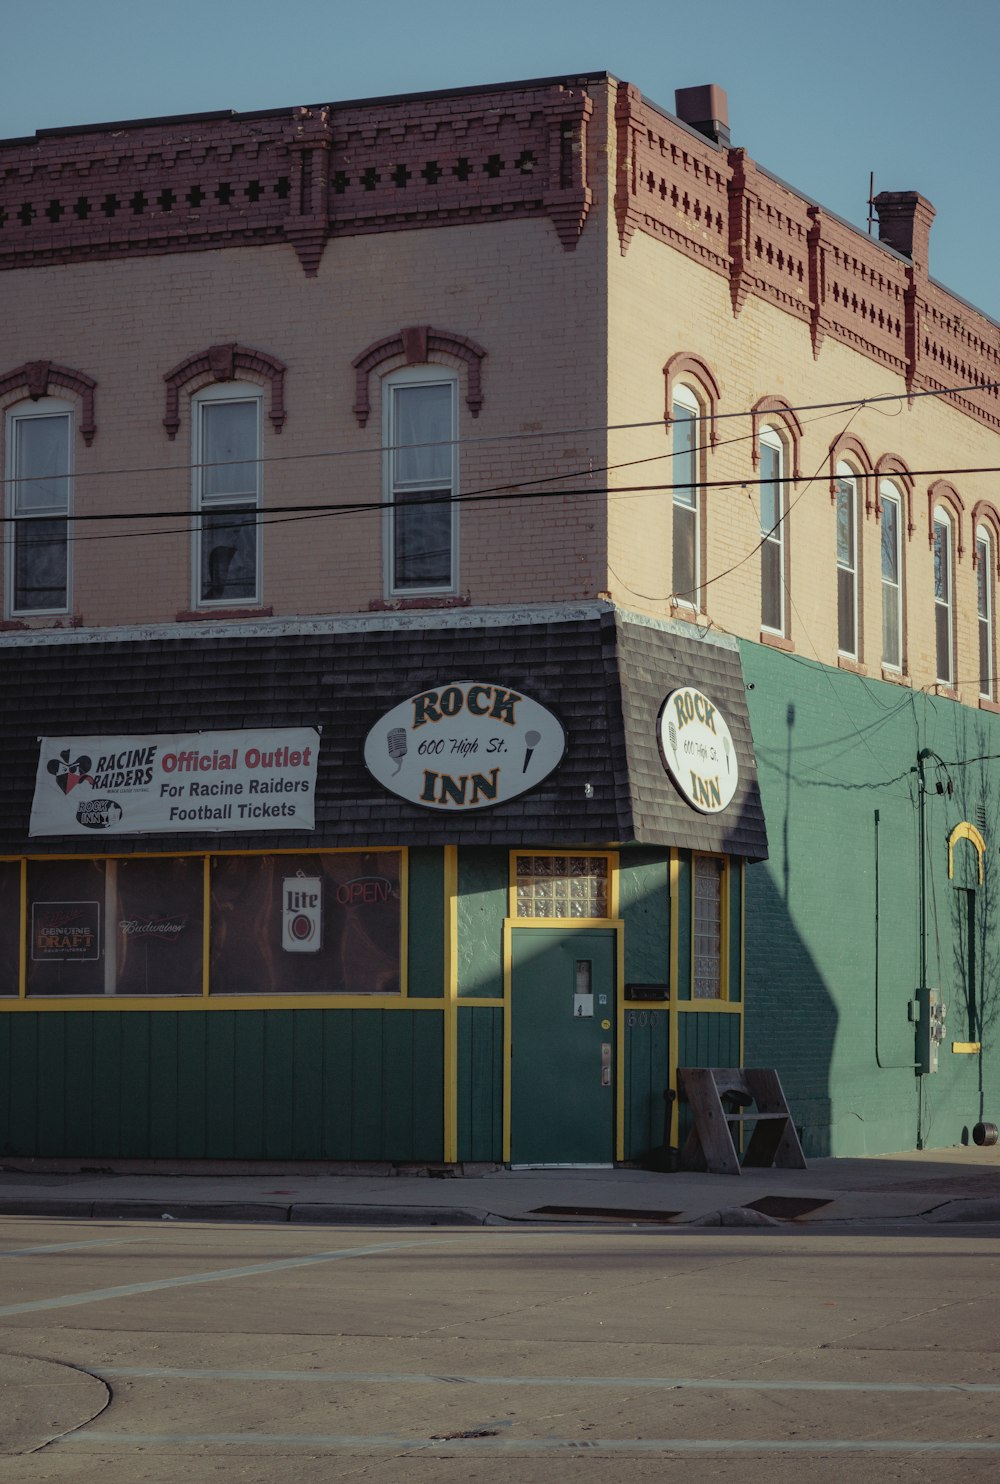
(529, 1204), (681, 1223)
(743, 1195), (833, 1221)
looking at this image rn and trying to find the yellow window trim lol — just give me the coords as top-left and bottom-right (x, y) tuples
(947, 822), (985, 885)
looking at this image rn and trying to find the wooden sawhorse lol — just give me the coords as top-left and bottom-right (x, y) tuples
(678, 1067), (807, 1176)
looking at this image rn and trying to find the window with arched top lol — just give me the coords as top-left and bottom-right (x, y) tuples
(879, 479), (905, 673)
(671, 383), (702, 609)
(192, 382), (263, 608)
(759, 424), (787, 637)
(835, 460), (860, 660)
(976, 522), (995, 701)
(4, 397), (73, 616)
(933, 504), (955, 686)
(383, 365), (458, 596)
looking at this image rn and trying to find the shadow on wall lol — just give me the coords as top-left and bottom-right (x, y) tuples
(743, 863), (837, 1157)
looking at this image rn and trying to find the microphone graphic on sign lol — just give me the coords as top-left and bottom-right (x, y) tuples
(667, 721), (679, 767)
(522, 729), (541, 773)
(723, 735), (731, 773)
(387, 727), (408, 775)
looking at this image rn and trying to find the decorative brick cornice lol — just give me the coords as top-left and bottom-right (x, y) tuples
(163, 343), (287, 439)
(663, 352), (721, 445)
(0, 81), (595, 279)
(351, 326), (487, 427)
(0, 361), (97, 444)
(828, 432), (874, 510)
(928, 480), (965, 560)
(751, 396), (803, 482)
(615, 84), (728, 275)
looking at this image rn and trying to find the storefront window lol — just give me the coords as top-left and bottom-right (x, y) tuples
(692, 854), (725, 998)
(210, 852), (402, 994)
(26, 857), (203, 996)
(27, 859), (107, 996)
(115, 857), (204, 995)
(514, 855), (609, 919)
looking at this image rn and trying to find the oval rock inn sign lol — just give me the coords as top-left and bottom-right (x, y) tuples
(658, 686), (739, 814)
(365, 681), (565, 811)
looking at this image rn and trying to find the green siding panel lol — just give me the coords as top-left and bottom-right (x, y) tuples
(457, 847), (507, 1000)
(408, 848), (445, 998)
(623, 1007), (670, 1162)
(457, 1006), (503, 1162)
(676, 1012), (742, 1149)
(0, 1008), (444, 1163)
(620, 848), (670, 989)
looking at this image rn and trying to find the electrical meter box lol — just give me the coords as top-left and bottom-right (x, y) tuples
(915, 986), (946, 1074)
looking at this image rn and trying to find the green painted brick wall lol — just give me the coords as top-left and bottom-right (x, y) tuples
(740, 640), (1000, 1156)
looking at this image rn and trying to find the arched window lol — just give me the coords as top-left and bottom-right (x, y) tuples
(383, 365), (458, 596)
(4, 397), (73, 616)
(759, 424), (786, 636)
(879, 479), (904, 672)
(977, 523), (995, 701)
(671, 383), (701, 608)
(192, 382), (263, 608)
(933, 505), (955, 686)
(836, 461), (860, 659)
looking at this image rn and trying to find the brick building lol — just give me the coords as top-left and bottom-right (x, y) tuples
(0, 73), (997, 1164)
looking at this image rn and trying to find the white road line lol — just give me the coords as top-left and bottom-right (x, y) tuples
(96, 1366), (1000, 1395)
(0, 1238), (141, 1258)
(0, 1235), (463, 1318)
(55, 1432), (1000, 1454)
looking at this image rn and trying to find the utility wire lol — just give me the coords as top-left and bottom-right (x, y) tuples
(7, 376), (999, 489)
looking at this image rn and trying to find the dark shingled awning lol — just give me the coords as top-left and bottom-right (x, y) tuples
(0, 607), (767, 859)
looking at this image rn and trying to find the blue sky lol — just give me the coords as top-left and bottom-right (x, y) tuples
(4, 0), (999, 321)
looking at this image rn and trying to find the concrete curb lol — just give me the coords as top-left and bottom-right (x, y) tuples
(922, 1198), (1000, 1223)
(0, 1198), (494, 1228)
(288, 1203), (492, 1226)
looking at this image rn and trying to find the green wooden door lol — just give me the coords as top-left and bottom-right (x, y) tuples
(510, 928), (616, 1165)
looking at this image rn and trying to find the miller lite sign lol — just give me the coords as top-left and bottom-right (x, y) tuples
(282, 876), (322, 953)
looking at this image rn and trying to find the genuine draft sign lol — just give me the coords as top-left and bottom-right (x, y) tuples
(29, 728), (320, 837)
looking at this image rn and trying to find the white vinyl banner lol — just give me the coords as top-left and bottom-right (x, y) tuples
(30, 728), (319, 838)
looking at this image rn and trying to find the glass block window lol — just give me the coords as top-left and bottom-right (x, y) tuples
(693, 854), (725, 998)
(514, 855), (610, 919)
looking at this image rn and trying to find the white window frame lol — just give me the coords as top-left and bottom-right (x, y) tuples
(933, 505), (954, 686)
(4, 397), (73, 618)
(191, 382), (263, 609)
(671, 383), (701, 609)
(977, 523), (995, 701)
(759, 425), (786, 636)
(383, 366), (458, 597)
(835, 461), (859, 660)
(879, 481), (903, 672)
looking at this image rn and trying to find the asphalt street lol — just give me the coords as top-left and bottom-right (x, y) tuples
(2, 1214), (1000, 1481)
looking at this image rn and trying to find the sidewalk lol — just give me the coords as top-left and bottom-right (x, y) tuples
(2, 1145), (1000, 1228)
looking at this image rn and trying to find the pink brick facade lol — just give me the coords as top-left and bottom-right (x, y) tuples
(2, 71), (999, 693)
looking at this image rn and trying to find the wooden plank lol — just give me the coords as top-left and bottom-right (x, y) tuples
(679, 1067), (741, 1175)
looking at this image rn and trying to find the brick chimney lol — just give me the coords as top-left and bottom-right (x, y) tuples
(873, 191), (935, 273)
(674, 84), (730, 147)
